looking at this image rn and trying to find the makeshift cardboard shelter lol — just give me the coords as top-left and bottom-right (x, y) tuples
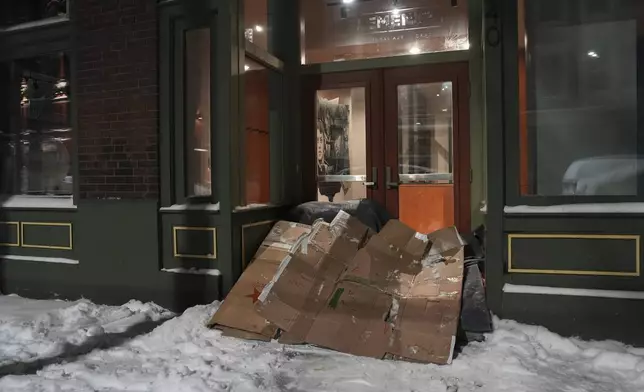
(209, 211), (465, 365)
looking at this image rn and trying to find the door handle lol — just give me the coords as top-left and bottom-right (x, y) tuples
(385, 166), (398, 189)
(364, 167), (378, 189)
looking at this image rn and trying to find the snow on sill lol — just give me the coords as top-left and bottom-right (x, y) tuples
(161, 268), (221, 276)
(0, 255), (79, 265)
(234, 203), (273, 212)
(1, 195), (76, 210)
(504, 284), (644, 300)
(504, 203), (644, 214)
(160, 202), (220, 212)
(2, 16), (69, 32)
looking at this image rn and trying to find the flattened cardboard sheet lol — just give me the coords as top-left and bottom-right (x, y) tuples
(208, 221), (311, 338)
(255, 213), (370, 341)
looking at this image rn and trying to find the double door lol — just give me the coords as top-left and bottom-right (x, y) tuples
(306, 63), (470, 233)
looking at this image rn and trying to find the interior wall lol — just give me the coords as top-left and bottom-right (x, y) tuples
(244, 69), (270, 204)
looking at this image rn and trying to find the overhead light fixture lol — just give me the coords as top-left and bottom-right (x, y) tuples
(342, 0), (354, 3)
(587, 51), (599, 58)
(442, 108), (448, 112)
(436, 94), (440, 97)
(409, 46), (421, 55)
(244, 65), (250, 71)
(254, 25), (263, 32)
(391, 7), (400, 15)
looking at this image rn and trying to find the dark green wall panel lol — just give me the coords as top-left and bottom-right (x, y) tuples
(0, 222), (19, 247)
(508, 234), (639, 276)
(161, 212), (222, 270)
(241, 220), (275, 268)
(21, 223), (73, 250)
(173, 226), (217, 259)
(503, 292), (644, 346)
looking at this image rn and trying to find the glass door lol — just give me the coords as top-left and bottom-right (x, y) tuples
(383, 63), (470, 232)
(303, 64), (469, 233)
(306, 70), (385, 207)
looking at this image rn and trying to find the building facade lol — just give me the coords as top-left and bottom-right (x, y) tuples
(0, 0), (642, 343)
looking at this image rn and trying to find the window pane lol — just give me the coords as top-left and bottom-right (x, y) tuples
(316, 87), (367, 202)
(300, 0), (469, 64)
(0, 53), (72, 196)
(185, 28), (211, 197)
(243, 58), (271, 205)
(519, 0), (640, 196)
(244, 0), (270, 51)
(0, 0), (68, 28)
(398, 82), (453, 183)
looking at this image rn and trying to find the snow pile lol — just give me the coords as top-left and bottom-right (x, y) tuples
(2, 300), (644, 391)
(0, 295), (173, 368)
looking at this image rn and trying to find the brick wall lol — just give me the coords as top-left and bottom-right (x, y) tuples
(76, 0), (158, 199)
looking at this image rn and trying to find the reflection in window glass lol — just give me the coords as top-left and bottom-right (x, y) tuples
(519, 0), (640, 196)
(398, 82), (453, 184)
(316, 87), (367, 202)
(0, 53), (72, 196)
(243, 58), (271, 205)
(244, 0), (269, 51)
(185, 28), (211, 197)
(300, 0), (469, 64)
(0, 0), (68, 28)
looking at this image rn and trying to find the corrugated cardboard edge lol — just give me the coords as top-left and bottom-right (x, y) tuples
(447, 335), (457, 364)
(218, 326), (274, 342)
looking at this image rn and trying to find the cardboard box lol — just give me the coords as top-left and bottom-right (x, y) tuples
(255, 211), (371, 342)
(258, 218), (465, 365)
(207, 221), (311, 340)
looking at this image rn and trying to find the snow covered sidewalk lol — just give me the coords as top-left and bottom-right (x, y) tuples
(1, 298), (644, 391)
(0, 295), (173, 374)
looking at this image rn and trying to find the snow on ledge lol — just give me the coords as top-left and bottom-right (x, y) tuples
(1, 195), (76, 210)
(160, 202), (220, 212)
(504, 203), (644, 214)
(2, 15), (69, 32)
(161, 268), (221, 276)
(504, 284), (644, 300)
(234, 203), (273, 212)
(0, 255), (79, 265)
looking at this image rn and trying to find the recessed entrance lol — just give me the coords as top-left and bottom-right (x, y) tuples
(305, 63), (470, 232)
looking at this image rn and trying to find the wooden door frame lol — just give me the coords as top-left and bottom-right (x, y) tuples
(383, 62), (471, 232)
(301, 70), (385, 206)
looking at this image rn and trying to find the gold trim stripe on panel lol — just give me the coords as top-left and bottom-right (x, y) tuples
(508, 234), (640, 277)
(241, 220), (276, 269)
(0, 222), (20, 247)
(21, 222), (73, 250)
(173, 226), (217, 259)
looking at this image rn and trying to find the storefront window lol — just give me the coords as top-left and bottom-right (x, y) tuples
(185, 28), (211, 197)
(244, 0), (270, 52)
(0, 0), (68, 28)
(243, 58), (271, 205)
(0, 53), (72, 196)
(518, 0), (640, 196)
(300, 0), (469, 64)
